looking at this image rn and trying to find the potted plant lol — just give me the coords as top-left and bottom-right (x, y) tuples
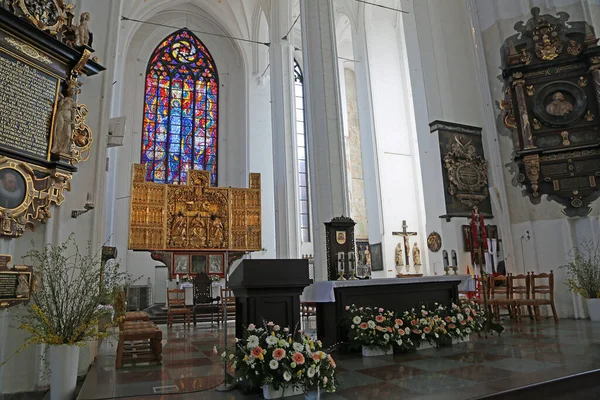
(5, 235), (129, 400)
(562, 239), (600, 321)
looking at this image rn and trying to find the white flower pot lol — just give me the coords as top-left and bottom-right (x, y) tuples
(361, 345), (393, 357)
(587, 298), (600, 321)
(262, 384), (302, 399)
(49, 344), (80, 400)
(304, 387), (321, 400)
(418, 335), (469, 351)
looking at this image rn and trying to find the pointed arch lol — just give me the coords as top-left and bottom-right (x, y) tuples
(141, 29), (219, 185)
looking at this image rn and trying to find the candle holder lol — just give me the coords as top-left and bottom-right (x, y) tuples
(337, 270), (346, 281)
(452, 266), (458, 275)
(348, 268), (358, 280)
(444, 266), (450, 276)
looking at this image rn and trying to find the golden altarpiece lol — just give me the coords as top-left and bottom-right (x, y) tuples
(128, 164), (262, 277)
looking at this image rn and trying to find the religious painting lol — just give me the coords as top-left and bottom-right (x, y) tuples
(370, 243), (383, 272)
(336, 231), (346, 245)
(209, 254), (224, 275)
(427, 232), (442, 253)
(173, 254), (188, 274)
(432, 121), (492, 220)
(355, 240), (369, 265)
(0, 168), (26, 210)
(191, 255), (207, 274)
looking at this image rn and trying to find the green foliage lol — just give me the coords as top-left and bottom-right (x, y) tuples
(561, 239), (600, 299)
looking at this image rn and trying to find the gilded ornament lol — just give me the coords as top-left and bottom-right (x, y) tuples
(4, 37), (52, 64)
(578, 76), (588, 87)
(16, 0), (70, 36)
(526, 85), (535, 96)
(426, 232), (442, 253)
(591, 56), (600, 65)
(520, 48), (532, 65)
(523, 154), (540, 197)
(585, 110), (595, 122)
(533, 22), (563, 61)
(512, 72), (523, 79)
(567, 40), (582, 56)
(561, 131), (570, 146)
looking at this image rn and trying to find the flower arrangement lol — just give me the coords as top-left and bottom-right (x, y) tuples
(561, 239), (600, 299)
(180, 274), (192, 283)
(345, 305), (413, 351)
(345, 299), (487, 351)
(209, 274), (221, 282)
(221, 321), (338, 394)
(3, 235), (130, 360)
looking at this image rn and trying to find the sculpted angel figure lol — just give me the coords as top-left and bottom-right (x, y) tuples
(75, 12), (91, 47)
(51, 80), (78, 155)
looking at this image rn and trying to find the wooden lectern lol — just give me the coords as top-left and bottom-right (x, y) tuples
(229, 259), (311, 339)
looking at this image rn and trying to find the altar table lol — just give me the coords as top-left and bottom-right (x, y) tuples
(300, 276), (463, 348)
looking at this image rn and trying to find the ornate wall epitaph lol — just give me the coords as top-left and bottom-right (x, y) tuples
(431, 121), (492, 219)
(500, 8), (600, 216)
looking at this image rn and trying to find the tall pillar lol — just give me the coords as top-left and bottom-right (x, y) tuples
(269, 0), (299, 259)
(0, 238), (14, 392)
(300, 0), (349, 281)
(351, 5), (383, 247)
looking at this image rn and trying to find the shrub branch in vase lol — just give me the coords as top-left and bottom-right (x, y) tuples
(218, 321), (338, 399)
(562, 239), (600, 321)
(1, 234), (131, 400)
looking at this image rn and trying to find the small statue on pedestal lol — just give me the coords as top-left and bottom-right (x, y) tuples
(412, 243), (421, 266)
(75, 12), (91, 47)
(395, 242), (404, 275)
(51, 79), (78, 155)
(364, 246), (371, 267)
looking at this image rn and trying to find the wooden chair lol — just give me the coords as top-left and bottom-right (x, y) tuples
(167, 289), (191, 327)
(508, 273), (534, 321)
(489, 275), (517, 320)
(220, 287), (236, 322)
(192, 273), (221, 326)
(530, 271), (558, 323)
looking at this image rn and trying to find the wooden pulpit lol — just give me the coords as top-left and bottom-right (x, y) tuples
(229, 259), (311, 339)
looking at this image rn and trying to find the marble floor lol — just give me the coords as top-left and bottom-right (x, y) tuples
(77, 319), (600, 400)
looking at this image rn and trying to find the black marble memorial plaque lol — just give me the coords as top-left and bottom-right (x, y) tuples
(0, 48), (60, 162)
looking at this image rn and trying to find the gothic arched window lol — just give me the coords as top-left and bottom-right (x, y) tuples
(142, 29), (218, 185)
(294, 60), (310, 242)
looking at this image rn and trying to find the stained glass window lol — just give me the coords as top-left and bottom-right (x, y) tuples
(142, 29), (218, 185)
(294, 60), (311, 242)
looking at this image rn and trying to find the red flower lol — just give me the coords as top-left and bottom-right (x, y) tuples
(445, 316), (452, 323)
(461, 320), (467, 326)
(360, 322), (368, 330)
(411, 320), (418, 326)
(292, 352), (305, 365)
(412, 329), (422, 335)
(376, 315), (385, 323)
(448, 324), (456, 329)
(273, 348), (286, 361)
(387, 326), (393, 333)
(398, 329), (405, 336)
(395, 319), (403, 326)
(327, 354), (336, 369)
(251, 347), (263, 357)
(423, 327), (431, 334)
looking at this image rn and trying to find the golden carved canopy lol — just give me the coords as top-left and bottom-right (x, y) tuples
(128, 164), (262, 252)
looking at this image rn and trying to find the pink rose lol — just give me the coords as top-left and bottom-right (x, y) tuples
(323, 377), (328, 384)
(378, 308), (384, 313)
(248, 323), (256, 331)
(267, 321), (274, 326)
(345, 306), (350, 310)
(359, 307), (363, 311)
(284, 327), (290, 332)
(274, 325), (280, 331)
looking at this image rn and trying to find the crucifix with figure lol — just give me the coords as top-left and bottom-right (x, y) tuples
(392, 220), (417, 267)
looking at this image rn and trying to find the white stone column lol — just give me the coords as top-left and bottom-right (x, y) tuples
(269, 0), (299, 259)
(300, 0), (349, 281)
(351, 5), (384, 247)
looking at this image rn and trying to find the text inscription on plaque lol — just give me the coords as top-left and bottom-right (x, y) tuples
(0, 48), (59, 161)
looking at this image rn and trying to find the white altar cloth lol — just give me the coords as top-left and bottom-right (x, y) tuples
(300, 275), (472, 303)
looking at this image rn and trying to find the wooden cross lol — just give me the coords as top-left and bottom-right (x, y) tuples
(392, 220), (417, 266)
